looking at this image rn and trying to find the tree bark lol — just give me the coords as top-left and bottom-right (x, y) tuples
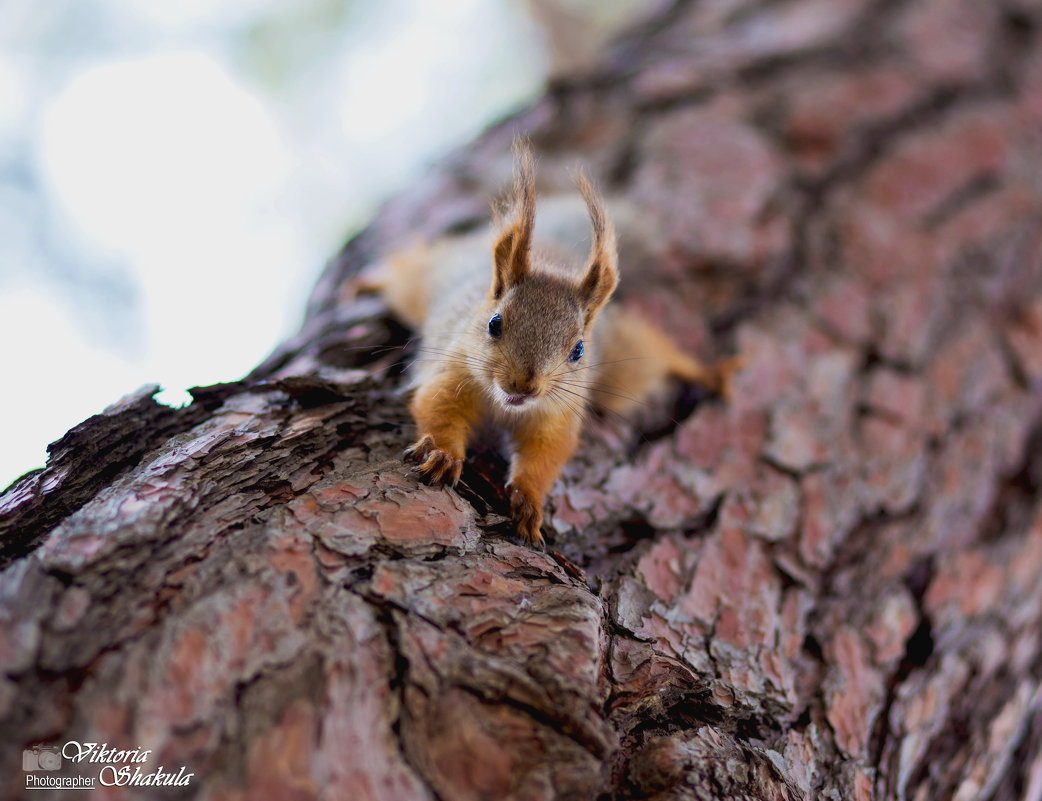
(4, 0), (1042, 798)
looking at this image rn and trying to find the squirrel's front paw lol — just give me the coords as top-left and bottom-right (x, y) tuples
(405, 435), (463, 487)
(508, 485), (545, 548)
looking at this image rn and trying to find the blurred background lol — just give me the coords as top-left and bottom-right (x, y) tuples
(0, 0), (648, 489)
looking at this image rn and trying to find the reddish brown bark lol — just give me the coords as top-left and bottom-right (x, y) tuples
(3, 1), (1042, 799)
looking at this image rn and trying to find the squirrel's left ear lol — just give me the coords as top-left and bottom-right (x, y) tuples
(577, 172), (618, 328)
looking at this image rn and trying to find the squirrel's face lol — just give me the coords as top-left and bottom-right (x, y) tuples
(477, 140), (618, 412)
(479, 275), (587, 411)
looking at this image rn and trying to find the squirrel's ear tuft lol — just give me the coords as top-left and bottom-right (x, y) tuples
(577, 171), (618, 327)
(491, 137), (536, 299)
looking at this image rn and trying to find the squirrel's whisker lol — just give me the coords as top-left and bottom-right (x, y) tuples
(547, 388), (589, 426)
(553, 378), (645, 407)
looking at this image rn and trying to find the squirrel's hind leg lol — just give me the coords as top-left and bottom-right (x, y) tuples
(592, 308), (742, 416)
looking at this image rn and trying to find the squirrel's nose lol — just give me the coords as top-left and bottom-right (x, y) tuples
(507, 377), (535, 396)
(504, 385), (532, 400)
(503, 374), (538, 400)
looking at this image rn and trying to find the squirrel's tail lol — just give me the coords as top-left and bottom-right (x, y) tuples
(347, 239), (445, 329)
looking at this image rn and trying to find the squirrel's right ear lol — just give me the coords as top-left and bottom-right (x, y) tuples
(576, 172), (618, 329)
(491, 138), (536, 299)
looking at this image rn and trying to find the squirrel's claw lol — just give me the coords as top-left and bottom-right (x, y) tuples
(405, 435), (463, 487)
(403, 434), (434, 462)
(712, 356), (745, 401)
(508, 485), (545, 549)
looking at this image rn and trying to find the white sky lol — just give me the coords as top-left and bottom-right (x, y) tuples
(0, 0), (549, 488)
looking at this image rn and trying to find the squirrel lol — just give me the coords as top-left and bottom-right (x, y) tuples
(356, 138), (738, 547)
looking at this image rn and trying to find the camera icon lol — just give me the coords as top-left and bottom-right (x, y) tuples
(23, 745), (62, 771)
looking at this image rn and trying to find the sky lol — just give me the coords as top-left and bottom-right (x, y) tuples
(0, 0), (569, 489)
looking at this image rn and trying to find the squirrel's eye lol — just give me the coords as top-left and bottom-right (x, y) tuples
(488, 313), (503, 339)
(569, 340), (584, 362)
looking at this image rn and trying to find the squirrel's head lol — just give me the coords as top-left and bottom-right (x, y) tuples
(478, 139), (618, 412)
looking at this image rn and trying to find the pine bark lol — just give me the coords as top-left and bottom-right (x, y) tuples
(4, 1), (1042, 798)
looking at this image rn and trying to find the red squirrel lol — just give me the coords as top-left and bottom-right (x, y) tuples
(362, 139), (738, 546)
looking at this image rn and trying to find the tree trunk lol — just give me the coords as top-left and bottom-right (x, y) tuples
(4, 1), (1042, 798)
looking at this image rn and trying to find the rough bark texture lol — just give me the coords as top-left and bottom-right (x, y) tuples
(4, 0), (1042, 799)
